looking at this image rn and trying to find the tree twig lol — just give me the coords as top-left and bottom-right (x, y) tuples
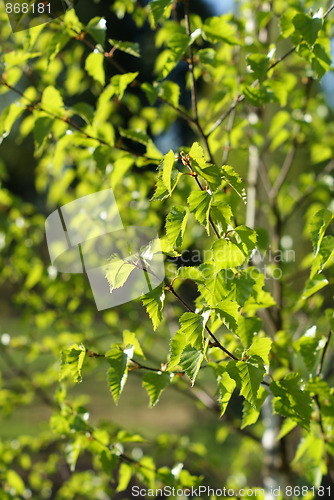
(316, 330), (332, 377)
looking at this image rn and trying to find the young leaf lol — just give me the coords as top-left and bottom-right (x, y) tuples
(203, 16), (239, 45)
(293, 13), (322, 46)
(187, 191), (212, 234)
(123, 330), (145, 359)
(217, 370), (236, 417)
(142, 372), (171, 407)
(247, 54), (270, 81)
(168, 330), (189, 372)
(236, 316), (262, 348)
(149, 0), (174, 27)
(116, 462), (133, 492)
(87, 18), (107, 46)
(179, 345), (204, 385)
(221, 165), (247, 203)
(166, 206), (189, 248)
(310, 235), (334, 278)
(241, 386), (268, 429)
(105, 256), (135, 292)
(213, 300), (240, 332)
(179, 311), (208, 351)
(270, 373), (313, 430)
(227, 356), (266, 408)
(141, 286), (165, 330)
(177, 266), (204, 284)
(212, 239), (246, 270)
(60, 344), (86, 383)
(106, 346), (134, 405)
(162, 150), (176, 194)
(248, 337), (272, 366)
(210, 201), (232, 236)
(309, 208), (333, 257)
(108, 39), (141, 58)
(41, 86), (65, 115)
(85, 51), (105, 86)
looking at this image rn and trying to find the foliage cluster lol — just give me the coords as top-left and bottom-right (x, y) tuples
(0, 0), (334, 498)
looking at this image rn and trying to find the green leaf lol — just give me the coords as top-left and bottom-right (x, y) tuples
(213, 300), (239, 332)
(188, 142), (222, 192)
(301, 275), (329, 301)
(152, 169), (181, 200)
(60, 344), (86, 383)
(244, 85), (275, 106)
(149, 0), (174, 27)
(142, 372), (171, 407)
(177, 266), (204, 283)
(109, 72), (139, 99)
(221, 165), (247, 203)
(159, 80), (180, 108)
(309, 209), (333, 257)
(119, 127), (150, 146)
(166, 205), (189, 248)
(236, 317), (262, 348)
(210, 201), (232, 236)
(248, 337), (272, 366)
(105, 255), (135, 292)
(72, 102), (95, 125)
(162, 149), (176, 194)
(270, 373), (313, 430)
(212, 239), (246, 270)
(6, 470), (25, 495)
(179, 345), (205, 385)
(227, 356), (265, 408)
(310, 235), (334, 278)
(41, 86), (65, 115)
(160, 30), (201, 79)
(187, 191), (212, 234)
(85, 51), (105, 86)
(293, 13), (322, 46)
(203, 16), (239, 45)
(141, 286), (165, 330)
(294, 335), (325, 373)
(123, 330), (145, 359)
(233, 226), (257, 254)
(117, 462), (133, 492)
(0, 102), (25, 143)
(33, 116), (53, 152)
(277, 418), (298, 440)
(106, 346), (134, 404)
(241, 386), (268, 428)
(247, 54), (270, 81)
(312, 43), (332, 80)
(87, 17), (107, 46)
(217, 370), (236, 416)
(168, 330), (189, 372)
(108, 39), (141, 58)
(179, 311), (209, 351)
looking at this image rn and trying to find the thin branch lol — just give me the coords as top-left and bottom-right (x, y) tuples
(270, 146), (296, 200)
(184, 0), (198, 122)
(222, 106), (236, 165)
(283, 159), (334, 224)
(258, 159), (273, 199)
(316, 330), (332, 377)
